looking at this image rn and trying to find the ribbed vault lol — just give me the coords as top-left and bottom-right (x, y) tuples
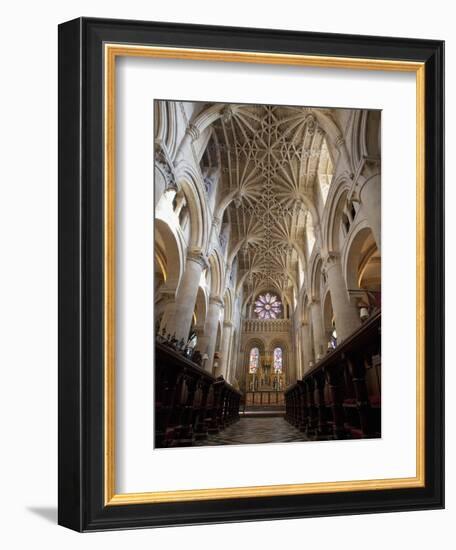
(210, 104), (334, 303)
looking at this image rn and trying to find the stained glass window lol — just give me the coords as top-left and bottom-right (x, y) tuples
(254, 293), (282, 320)
(249, 347), (259, 373)
(273, 347), (283, 372)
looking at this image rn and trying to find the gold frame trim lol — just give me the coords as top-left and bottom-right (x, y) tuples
(104, 44), (426, 506)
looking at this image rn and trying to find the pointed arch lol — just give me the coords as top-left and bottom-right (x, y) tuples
(321, 176), (351, 253)
(174, 161), (209, 249)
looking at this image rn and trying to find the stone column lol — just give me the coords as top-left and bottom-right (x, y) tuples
(219, 321), (233, 379)
(301, 321), (314, 375)
(198, 296), (224, 373)
(309, 299), (325, 361)
(359, 173), (381, 253)
(168, 249), (208, 342)
(324, 252), (361, 342)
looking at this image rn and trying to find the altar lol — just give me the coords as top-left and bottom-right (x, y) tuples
(244, 390), (285, 408)
(245, 359), (286, 409)
(247, 361), (285, 392)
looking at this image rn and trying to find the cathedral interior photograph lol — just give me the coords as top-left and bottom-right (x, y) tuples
(154, 100), (381, 448)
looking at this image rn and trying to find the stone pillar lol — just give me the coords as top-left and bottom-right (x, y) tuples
(219, 321), (233, 379)
(309, 299), (325, 361)
(324, 252), (361, 342)
(359, 174), (381, 253)
(198, 296), (224, 373)
(301, 321), (314, 375)
(169, 249), (208, 342)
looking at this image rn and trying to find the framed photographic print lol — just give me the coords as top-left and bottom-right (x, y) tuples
(58, 17), (444, 531)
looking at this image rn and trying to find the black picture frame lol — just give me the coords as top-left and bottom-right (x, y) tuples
(58, 17), (444, 531)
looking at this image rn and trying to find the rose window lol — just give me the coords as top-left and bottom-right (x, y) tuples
(254, 293), (282, 320)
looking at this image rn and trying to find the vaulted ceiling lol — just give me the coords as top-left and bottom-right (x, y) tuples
(210, 104), (334, 304)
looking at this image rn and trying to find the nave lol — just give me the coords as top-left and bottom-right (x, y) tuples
(154, 100), (381, 448)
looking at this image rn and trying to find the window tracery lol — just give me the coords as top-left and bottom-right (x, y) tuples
(273, 347), (283, 372)
(254, 293), (282, 319)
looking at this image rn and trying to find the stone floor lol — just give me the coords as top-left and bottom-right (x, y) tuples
(194, 416), (309, 447)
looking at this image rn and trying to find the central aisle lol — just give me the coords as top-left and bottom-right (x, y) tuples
(194, 417), (309, 446)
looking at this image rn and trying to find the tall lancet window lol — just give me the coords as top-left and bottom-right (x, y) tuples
(249, 347), (259, 373)
(273, 347), (283, 372)
(254, 293), (282, 319)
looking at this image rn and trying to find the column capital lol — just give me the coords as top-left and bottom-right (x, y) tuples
(308, 297), (320, 306)
(360, 157), (381, 181)
(187, 248), (209, 269)
(350, 163), (381, 203)
(154, 144), (177, 192)
(323, 251), (340, 271)
(223, 320), (234, 328)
